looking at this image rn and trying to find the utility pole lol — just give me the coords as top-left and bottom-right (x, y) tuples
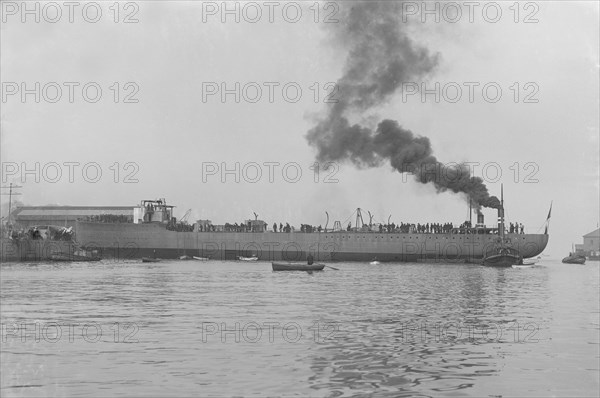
(0, 183), (23, 226)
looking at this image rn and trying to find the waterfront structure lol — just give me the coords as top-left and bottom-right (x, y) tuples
(582, 228), (600, 260)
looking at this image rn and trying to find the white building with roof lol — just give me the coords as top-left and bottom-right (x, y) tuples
(583, 228), (600, 259)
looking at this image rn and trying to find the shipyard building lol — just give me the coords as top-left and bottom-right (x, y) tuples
(582, 228), (600, 260)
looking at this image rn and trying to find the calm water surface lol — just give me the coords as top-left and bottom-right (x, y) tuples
(1, 259), (598, 397)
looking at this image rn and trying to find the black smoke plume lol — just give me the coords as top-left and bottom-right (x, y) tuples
(307, 1), (500, 209)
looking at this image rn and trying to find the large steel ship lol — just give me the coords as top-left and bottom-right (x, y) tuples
(72, 198), (549, 263)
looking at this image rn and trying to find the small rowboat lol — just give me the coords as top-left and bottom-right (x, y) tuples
(238, 256), (258, 261)
(193, 256), (209, 261)
(272, 262), (325, 271)
(369, 261), (380, 265)
(142, 257), (161, 263)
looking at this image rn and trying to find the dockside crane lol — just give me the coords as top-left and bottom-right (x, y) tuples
(180, 209), (192, 224)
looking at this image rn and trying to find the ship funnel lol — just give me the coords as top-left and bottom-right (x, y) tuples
(497, 184), (505, 237)
(477, 212), (484, 226)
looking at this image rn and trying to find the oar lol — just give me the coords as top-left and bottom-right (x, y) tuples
(324, 265), (339, 270)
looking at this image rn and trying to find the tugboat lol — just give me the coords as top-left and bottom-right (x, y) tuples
(562, 245), (586, 264)
(483, 241), (522, 267)
(562, 253), (586, 264)
(483, 186), (523, 267)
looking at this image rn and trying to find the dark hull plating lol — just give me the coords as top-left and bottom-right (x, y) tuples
(73, 221), (549, 263)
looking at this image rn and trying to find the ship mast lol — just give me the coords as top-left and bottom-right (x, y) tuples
(355, 208), (365, 230)
(469, 198), (472, 226)
(1, 183), (23, 226)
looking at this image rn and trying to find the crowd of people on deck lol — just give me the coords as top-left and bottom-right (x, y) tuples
(510, 222), (525, 234)
(82, 214), (132, 223)
(396, 222), (455, 234)
(338, 222), (456, 234)
(267, 220), (526, 235)
(197, 224), (216, 232)
(166, 221), (194, 232)
(222, 222), (256, 232)
(272, 223), (292, 233)
(300, 224), (322, 233)
(270, 221), (458, 234)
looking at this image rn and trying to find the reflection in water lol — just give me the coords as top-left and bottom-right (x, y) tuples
(305, 266), (502, 396)
(1, 260), (598, 397)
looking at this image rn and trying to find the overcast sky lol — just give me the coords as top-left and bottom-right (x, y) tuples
(1, 1), (598, 257)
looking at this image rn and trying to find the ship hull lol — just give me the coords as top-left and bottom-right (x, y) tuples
(73, 221), (549, 263)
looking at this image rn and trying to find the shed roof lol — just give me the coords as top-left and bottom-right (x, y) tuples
(583, 228), (600, 238)
(14, 206), (134, 220)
